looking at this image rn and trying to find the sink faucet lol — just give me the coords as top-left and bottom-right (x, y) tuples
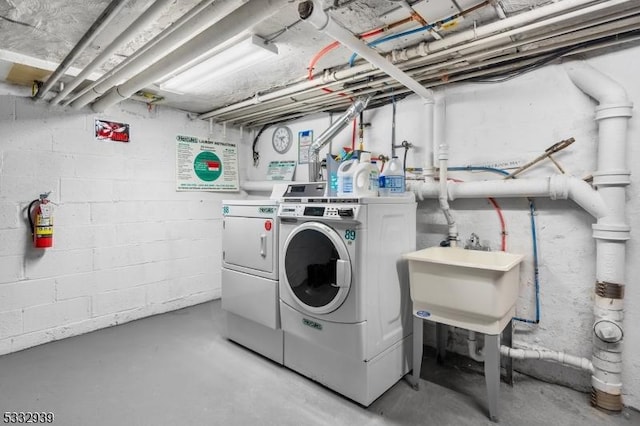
(465, 233), (490, 251)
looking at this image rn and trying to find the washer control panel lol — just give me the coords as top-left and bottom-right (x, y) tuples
(278, 203), (360, 221)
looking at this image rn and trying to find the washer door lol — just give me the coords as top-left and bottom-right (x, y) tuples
(283, 222), (352, 315)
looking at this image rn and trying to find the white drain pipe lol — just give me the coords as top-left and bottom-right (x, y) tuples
(468, 331), (485, 362)
(408, 62), (631, 412)
(501, 345), (593, 372)
(564, 61), (632, 412)
(409, 174), (610, 220)
(438, 144), (458, 246)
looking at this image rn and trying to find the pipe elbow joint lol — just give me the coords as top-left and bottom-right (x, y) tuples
(299, 0), (328, 30)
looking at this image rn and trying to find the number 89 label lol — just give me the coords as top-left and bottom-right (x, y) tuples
(344, 229), (356, 241)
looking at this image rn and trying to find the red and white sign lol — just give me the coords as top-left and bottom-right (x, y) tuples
(95, 119), (130, 142)
(265, 220), (272, 231)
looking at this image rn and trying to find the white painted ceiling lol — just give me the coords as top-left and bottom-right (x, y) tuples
(0, 0), (638, 126)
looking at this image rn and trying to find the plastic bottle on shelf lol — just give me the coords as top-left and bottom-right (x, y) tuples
(379, 156), (405, 196)
(337, 159), (357, 197)
(353, 152), (379, 197)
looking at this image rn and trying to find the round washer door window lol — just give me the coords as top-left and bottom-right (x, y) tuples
(283, 222), (352, 315)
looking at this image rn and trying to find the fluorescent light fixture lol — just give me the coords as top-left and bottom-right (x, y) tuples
(158, 34), (278, 94)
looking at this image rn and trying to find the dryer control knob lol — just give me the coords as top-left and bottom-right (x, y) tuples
(338, 208), (354, 217)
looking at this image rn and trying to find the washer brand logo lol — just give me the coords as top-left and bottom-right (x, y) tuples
(302, 318), (323, 331)
(259, 207), (275, 214)
(416, 310), (431, 318)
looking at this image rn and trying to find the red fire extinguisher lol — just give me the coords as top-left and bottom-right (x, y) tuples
(28, 192), (54, 249)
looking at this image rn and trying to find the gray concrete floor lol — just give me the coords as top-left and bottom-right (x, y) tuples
(0, 300), (637, 426)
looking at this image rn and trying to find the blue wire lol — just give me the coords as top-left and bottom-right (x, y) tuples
(348, 24), (435, 67)
(447, 166), (509, 176)
(447, 165), (541, 324)
(513, 200), (541, 324)
(348, 11), (465, 67)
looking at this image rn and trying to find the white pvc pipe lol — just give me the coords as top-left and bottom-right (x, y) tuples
(71, 0), (244, 109)
(0, 82), (31, 97)
(91, 0), (289, 112)
(300, 0), (434, 101)
(501, 345), (594, 373)
(422, 97), (435, 180)
(407, 0), (619, 57)
(410, 175), (609, 219)
(66, 0), (220, 107)
(51, 0), (175, 105)
(564, 61), (631, 407)
(36, 0), (131, 99)
(468, 331), (485, 362)
(199, 0), (634, 121)
(438, 145), (458, 245)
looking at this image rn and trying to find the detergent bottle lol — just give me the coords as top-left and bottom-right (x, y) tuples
(337, 159), (357, 197)
(352, 152), (379, 197)
(379, 156), (405, 196)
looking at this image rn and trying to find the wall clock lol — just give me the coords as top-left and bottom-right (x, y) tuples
(272, 125), (293, 154)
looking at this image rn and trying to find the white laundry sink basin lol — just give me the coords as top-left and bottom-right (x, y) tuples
(405, 247), (524, 334)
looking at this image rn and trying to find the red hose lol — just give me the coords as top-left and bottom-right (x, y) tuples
(351, 117), (357, 151)
(488, 197), (507, 251)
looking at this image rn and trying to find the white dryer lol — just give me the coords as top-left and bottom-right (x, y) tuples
(278, 188), (416, 406)
(221, 200), (282, 364)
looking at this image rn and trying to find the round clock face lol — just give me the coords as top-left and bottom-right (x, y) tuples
(272, 126), (293, 154)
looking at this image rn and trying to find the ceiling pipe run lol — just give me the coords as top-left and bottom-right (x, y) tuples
(70, 0), (245, 109)
(240, 28), (640, 127)
(201, 0), (617, 122)
(90, 0), (290, 112)
(51, 0), (175, 106)
(34, 0), (131, 99)
(298, 0), (433, 100)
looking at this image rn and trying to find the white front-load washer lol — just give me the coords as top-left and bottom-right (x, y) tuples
(278, 191), (416, 406)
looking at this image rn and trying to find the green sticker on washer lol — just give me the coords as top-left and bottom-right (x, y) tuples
(302, 318), (322, 331)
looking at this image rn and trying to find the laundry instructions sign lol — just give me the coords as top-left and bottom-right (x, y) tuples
(176, 135), (239, 191)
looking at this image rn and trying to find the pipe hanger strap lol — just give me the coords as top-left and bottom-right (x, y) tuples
(595, 281), (624, 299)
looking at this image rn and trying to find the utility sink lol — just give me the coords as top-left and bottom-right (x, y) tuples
(405, 247), (524, 334)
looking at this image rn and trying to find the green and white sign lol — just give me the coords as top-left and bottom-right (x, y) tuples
(176, 135), (239, 192)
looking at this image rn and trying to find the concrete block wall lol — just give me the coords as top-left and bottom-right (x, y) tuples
(253, 46), (640, 409)
(0, 98), (244, 354)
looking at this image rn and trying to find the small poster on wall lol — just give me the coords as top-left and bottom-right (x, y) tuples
(176, 135), (239, 192)
(298, 130), (313, 164)
(266, 160), (296, 181)
(95, 119), (130, 142)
